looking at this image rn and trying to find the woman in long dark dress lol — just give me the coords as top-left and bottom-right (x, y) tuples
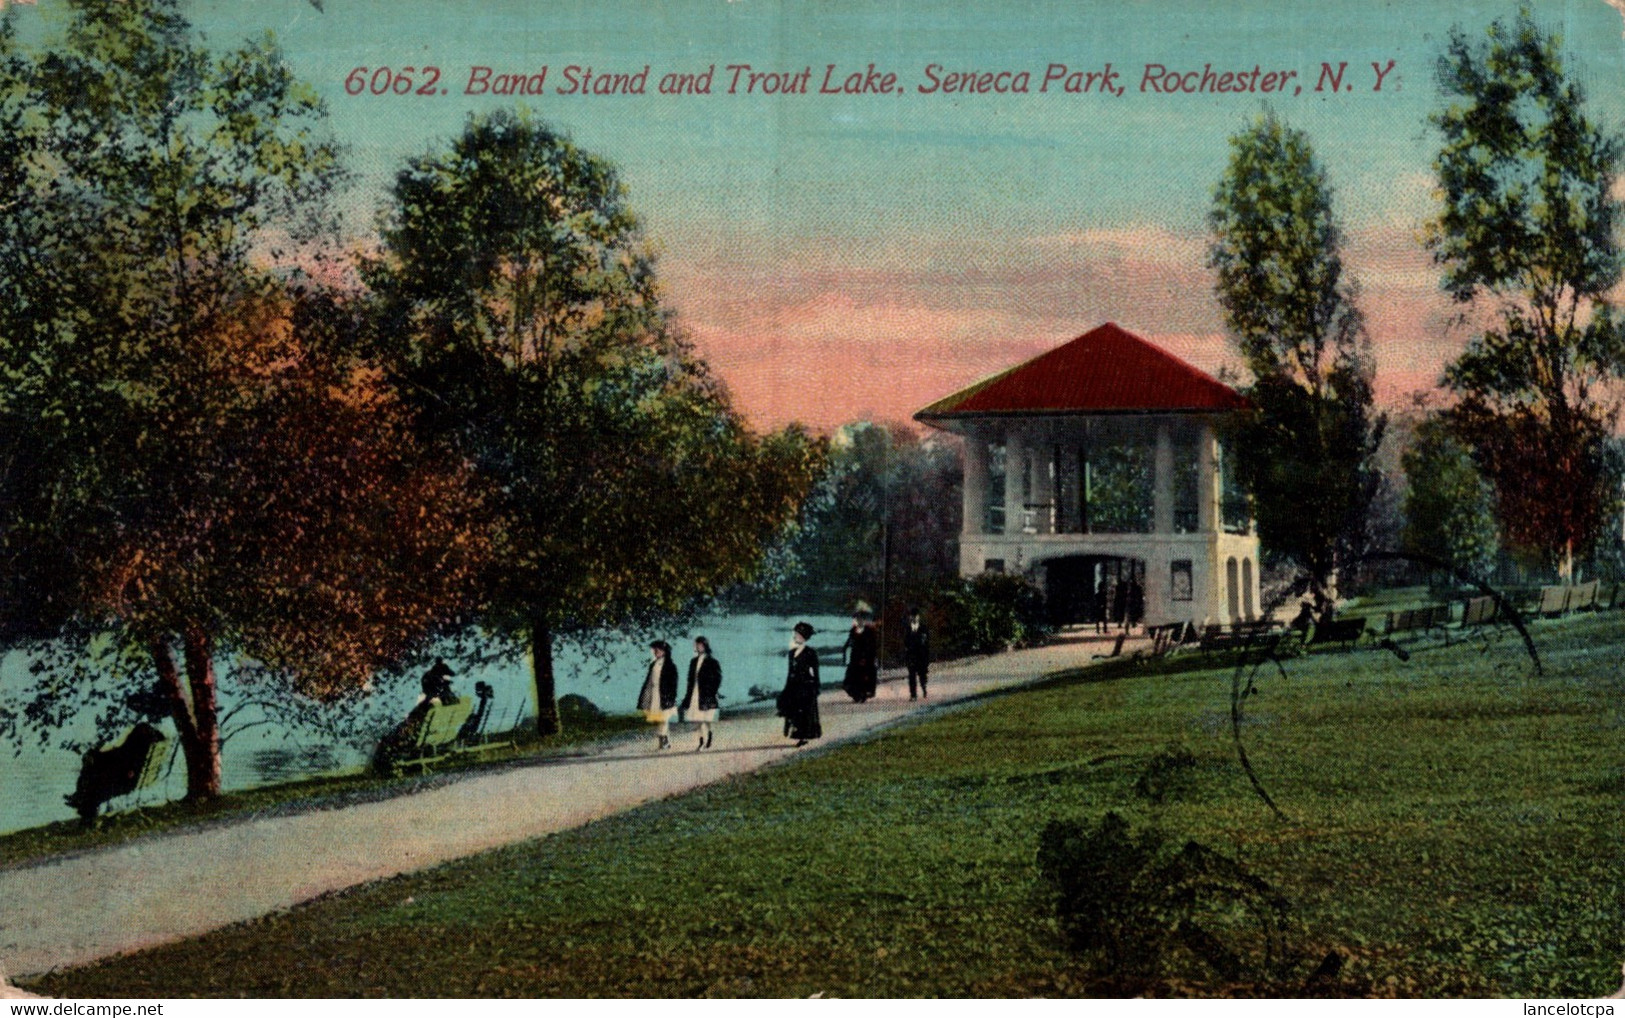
(779, 621), (822, 746)
(841, 610), (879, 703)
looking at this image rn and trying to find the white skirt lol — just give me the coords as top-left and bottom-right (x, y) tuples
(683, 685), (718, 723)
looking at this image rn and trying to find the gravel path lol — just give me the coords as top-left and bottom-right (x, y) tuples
(0, 637), (1119, 980)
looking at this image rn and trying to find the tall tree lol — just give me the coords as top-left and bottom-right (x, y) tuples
(1401, 415), (1500, 578)
(1208, 113), (1385, 611)
(1426, 9), (1625, 581)
(0, 1), (486, 800)
(364, 109), (819, 737)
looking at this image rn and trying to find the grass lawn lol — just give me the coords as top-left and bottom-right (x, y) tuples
(24, 611), (1625, 998)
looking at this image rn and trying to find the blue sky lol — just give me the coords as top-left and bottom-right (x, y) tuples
(26, 0), (1625, 427)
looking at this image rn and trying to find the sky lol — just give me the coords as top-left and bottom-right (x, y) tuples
(26, 0), (1625, 431)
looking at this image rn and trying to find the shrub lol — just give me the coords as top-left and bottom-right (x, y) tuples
(1036, 812), (1313, 989)
(1133, 743), (1199, 804)
(928, 573), (1052, 658)
(557, 694), (604, 726)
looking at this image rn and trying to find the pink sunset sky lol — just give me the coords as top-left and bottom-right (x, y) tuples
(657, 206), (1476, 433)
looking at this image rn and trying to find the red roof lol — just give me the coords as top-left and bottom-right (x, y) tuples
(915, 322), (1245, 421)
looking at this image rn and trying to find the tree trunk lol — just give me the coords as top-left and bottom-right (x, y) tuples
(1559, 540), (1575, 584)
(150, 633), (222, 801)
(532, 616), (560, 737)
(181, 627), (222, 799)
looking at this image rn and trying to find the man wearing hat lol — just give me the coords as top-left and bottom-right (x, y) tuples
(903, 606), (931, 700)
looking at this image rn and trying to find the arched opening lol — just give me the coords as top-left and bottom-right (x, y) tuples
(1042, 555), (1146, 628)
(1241, 558), (1255, 620)
(1225, 556), (1240, 622)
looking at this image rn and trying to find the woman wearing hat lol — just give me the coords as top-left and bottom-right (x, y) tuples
(637, 640), (679, 750)
(841, 607), (880, 703)
(778, 622), (822, 746)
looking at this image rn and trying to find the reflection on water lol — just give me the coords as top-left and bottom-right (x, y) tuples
(0, 612), (849, 835)
(248, 745), (345, 785)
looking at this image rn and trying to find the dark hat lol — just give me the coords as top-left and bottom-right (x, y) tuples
(793, 622), (816, 639)
(907, 605), (922, 616)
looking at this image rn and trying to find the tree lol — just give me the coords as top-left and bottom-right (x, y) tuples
(1208, 113), (1386, 611)
(364, 109), (820, 737)
(1401, 415), (1500, 578)
(740, 421), (961, 613)
(0, 1), (486, 800)
(1426, 9), (1625, 581)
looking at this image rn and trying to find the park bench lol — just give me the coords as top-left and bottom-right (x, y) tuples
(1196, 619), (1286, 658)
(64, 722), (172, 824)
(1131, 622), (1188, 665)
(383, 699), (475, 775)
(1532, 584), (1570, 618)
(1385, 603), (1452, 638)
(1304, 616), (1367, 651)
(454, 683), (515, 757)
(1569, 579), (1599, 612)
(1602, 580), (1625, 611)
(1460, 594), (1498, 629)
(1092, 630), (1129, 660)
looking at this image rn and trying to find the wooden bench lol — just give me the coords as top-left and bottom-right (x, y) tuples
(455, 684), (514, 757)
(1304, 616), (1367, 650)
(1092, 630), (1128, 660)
(1533, 584), (1570, 618)
(64, 723), (171, 823)
(1386, 603), (1452, 637)
(1461, 594), (1498, 628)
(1132, 622), (1188, 664)
(381, 700), (475, 775)
(1569, 579), (1599, 612)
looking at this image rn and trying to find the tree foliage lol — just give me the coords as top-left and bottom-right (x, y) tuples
(1208, 113), (1385, 608)
(0, 0), (486, 801)
(1427, 9), (1625, 580)
(364, 108), (821, 735)
(1400, 415), (1499, 577)
(748, 421), (960, 609)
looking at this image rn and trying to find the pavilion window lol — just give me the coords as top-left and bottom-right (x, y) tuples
(1085, 429), (1154, 534)
(985, 441), (1007, 535)
(1218, 439), (1251, 535)
(1171, 431), (1201, 533)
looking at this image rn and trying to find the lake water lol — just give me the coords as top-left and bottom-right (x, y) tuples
(0, 612), (851, 835)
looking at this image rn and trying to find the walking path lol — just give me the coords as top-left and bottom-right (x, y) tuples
(0, 635), (1127, 981)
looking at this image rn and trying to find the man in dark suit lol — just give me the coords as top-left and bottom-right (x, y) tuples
(903, 606), (931, 700)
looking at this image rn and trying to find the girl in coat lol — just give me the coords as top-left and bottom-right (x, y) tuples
(779, 621), (822, 747)
(636, 640), (679, 750)
(682, 636), (722, 750)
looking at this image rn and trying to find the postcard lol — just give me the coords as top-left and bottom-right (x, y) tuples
(0, 0), (1621, 1001)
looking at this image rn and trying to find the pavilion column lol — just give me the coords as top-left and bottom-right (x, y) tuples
(1153, 420), (1173, 535)
(1006, 430), (1027, 533)
(1033, 429), (1055, 534)
(962, 434), (987, 537)
(1197, 421), (1220, 534)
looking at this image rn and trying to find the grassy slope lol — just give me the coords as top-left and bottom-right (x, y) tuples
(25, 614), (1625, 998)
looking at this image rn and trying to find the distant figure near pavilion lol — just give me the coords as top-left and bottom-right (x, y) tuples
(915, 322), (1261, 629)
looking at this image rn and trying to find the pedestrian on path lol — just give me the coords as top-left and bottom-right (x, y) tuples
(779, 621), (822, 746)
(904, 606), (930, 700)
(841, 607), (879, 702)
(683, 636), (722, 750)
(637, 640), (679, 750)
